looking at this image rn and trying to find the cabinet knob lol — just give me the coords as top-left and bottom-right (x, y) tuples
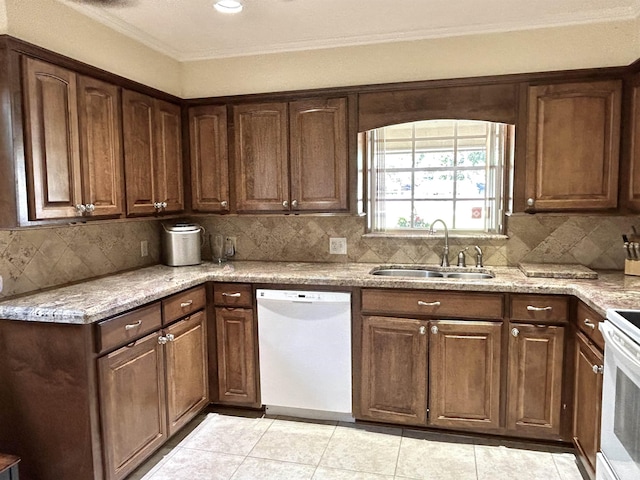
(221, 200), (228, 208)
(419, 326), (426, 335)
(75, 204), (86, 214)
(592, 364), (604, 375)
(161, 201), (167, 208)
(158, 335), (168, 345)
(527, 198), (535, 207)
(166, 333), (175, 342)
(282, 200), (289, 208)
(153, 202), (162, 210)
(584, 319), (596, 329)
(511, 327), (520, 337)
(85, 203), (95, 213)
(431, 325), (439, 334)
(292, 199), (298, 208)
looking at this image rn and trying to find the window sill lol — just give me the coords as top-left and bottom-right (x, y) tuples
(362, 232), (508, 240)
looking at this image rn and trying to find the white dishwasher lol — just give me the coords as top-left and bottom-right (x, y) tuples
(256, 289), (353, 421)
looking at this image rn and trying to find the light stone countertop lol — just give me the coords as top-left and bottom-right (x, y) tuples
(1, 261), (640, 324)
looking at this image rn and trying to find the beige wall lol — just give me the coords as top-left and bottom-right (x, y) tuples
(181, 19), (639, 98)
(0, 1), (8, 34)
(4, 0), (182, 96)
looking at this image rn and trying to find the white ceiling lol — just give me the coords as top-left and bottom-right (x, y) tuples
(59, 0), (640, 61)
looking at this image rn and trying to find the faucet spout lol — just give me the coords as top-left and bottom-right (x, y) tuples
(429, 219), (450, 267)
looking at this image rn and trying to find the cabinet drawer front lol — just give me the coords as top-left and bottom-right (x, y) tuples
(97, 302), (162, 354)
(576, 302), (604, 350)
(163, 286), (206, 325)
(361, 289), (503, 320)
(510, 295), (569, 323)
(213, 283), (252, 308)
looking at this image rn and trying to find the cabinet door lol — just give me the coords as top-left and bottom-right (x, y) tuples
(22, 57), (82, 220)
(624, 75), (640, 211)
(573, 332), (604, 475)
(155, 99), (184, 213)
(360, 316), (428, 426)
(289, 97), (348, 211)
(215, 307), (258, 406)
(429, 320), (502, 430)
(165, 311), (209, 436)
(189, 105), (229, 212)
(234, 102), (289, 212)
(525, 80), (621, 211)
(77, 75), (124, 217)
(123, 89), (158, 215)
(98, 331), (167, 480)
(507, 323), (565, 438)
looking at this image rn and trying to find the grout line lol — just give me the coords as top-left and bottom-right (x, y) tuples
(312, 420), (339, 478)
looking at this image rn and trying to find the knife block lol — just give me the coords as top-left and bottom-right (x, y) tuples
(625, 259), (640, 276)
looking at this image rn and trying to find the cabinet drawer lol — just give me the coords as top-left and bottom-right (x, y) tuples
(576, 302), (605, 350)
(97, 302), (162, 354)
(361, 289), (503, 320)
(510, 295), (569, 324)
(213, 283), (252, 308)
(163, 286), (206, 325)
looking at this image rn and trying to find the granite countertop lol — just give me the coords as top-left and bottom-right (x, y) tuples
(1, 261), (640, 324)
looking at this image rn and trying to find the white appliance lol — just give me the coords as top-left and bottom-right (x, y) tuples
(598, 309), (640, 480)
(256, 289), (353, 422)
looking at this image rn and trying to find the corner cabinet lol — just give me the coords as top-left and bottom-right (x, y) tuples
(122, 89), (184, 216)
(233, 97), (349, 213)
(524, 80), (621, 212)
(22, 57), (124, 220)
(189, 104), (230, 213)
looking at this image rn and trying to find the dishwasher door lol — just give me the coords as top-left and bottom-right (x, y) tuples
(256, 289), (353, 421)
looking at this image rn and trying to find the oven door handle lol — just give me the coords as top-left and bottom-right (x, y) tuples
(601, 321), (640, 369)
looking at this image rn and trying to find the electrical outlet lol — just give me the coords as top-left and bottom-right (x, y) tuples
(329, 237), (347, 255)
(140, 240), (149, 257)
(0, 274), (3, 293)
(225, 237), (237, 257)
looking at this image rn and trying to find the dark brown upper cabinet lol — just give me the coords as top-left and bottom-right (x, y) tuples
(233, 97), (349, 213)
(189, 105), (229, 213)
(123, 89), (184, 216)
(622, 73), (640, 212)
(22, 57), (124, 220)
(524, 80), (622, 212)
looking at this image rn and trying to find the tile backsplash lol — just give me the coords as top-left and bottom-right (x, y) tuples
(0, 213), (634, 299)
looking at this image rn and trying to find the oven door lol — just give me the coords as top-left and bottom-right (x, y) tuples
(600, 321), (640, 480)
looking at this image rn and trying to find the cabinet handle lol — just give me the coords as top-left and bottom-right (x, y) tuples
(166, 333), (175, 342)
(511, 327), (520, 337)
(419, 326), (426, 335)
(527, 305), (552, 312)
(418, 300), (441, 307)
(221, 200), (228, 208)
(124, 320), (142, 330)
(584, 319), (596, 329)
(292, 199), (298, 208)
(282, 200), (289, 208)
(527, 198), (534, 207)
(592, 365), (604, 375)
(158, 335), (168, 345)
(431, 325), (438, 334)
(75, 204), (86, 214)
(180, 300), (193, 308)
(222, 292), (242, 297)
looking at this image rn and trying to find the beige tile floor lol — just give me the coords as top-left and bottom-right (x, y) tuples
(127, 413), (585, 480)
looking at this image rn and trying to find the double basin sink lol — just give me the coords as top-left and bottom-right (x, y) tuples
(371, 266), (494, 280)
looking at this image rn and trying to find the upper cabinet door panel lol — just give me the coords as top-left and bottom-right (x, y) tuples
(23, 57), (82, 220)
(234, 102), (289, 212)
(155, 99), (184, 213)
(77, 75), (124, 217)
(624, 75), (640, 212)
(525, 80), (621, 211)
(123, 89), (156, 215)
(189, 105), (229, 212)
(289, 98), (348, 211)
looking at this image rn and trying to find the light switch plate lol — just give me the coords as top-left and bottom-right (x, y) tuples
(140, 240), (149, 257)
(329, 237), (347, 255)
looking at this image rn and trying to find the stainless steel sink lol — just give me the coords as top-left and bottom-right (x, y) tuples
(371, 267), (494, 280)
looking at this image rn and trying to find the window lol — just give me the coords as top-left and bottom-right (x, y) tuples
(367, 119), (513, 234)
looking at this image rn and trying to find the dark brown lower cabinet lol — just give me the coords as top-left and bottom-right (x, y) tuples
(359, 316), (428, 426)
(429, 320), (502, 430)
(215, 307), (259, 406)
(507, 323), (565, 439)
(573, 331), (604, 478)
(98, 332), (167, 480)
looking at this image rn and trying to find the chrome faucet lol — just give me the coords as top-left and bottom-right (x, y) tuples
(474, 245), (483, 267)
(429, 219), (449, 267)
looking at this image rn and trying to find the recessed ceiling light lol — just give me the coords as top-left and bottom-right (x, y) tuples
(214, 0), (243, 14)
